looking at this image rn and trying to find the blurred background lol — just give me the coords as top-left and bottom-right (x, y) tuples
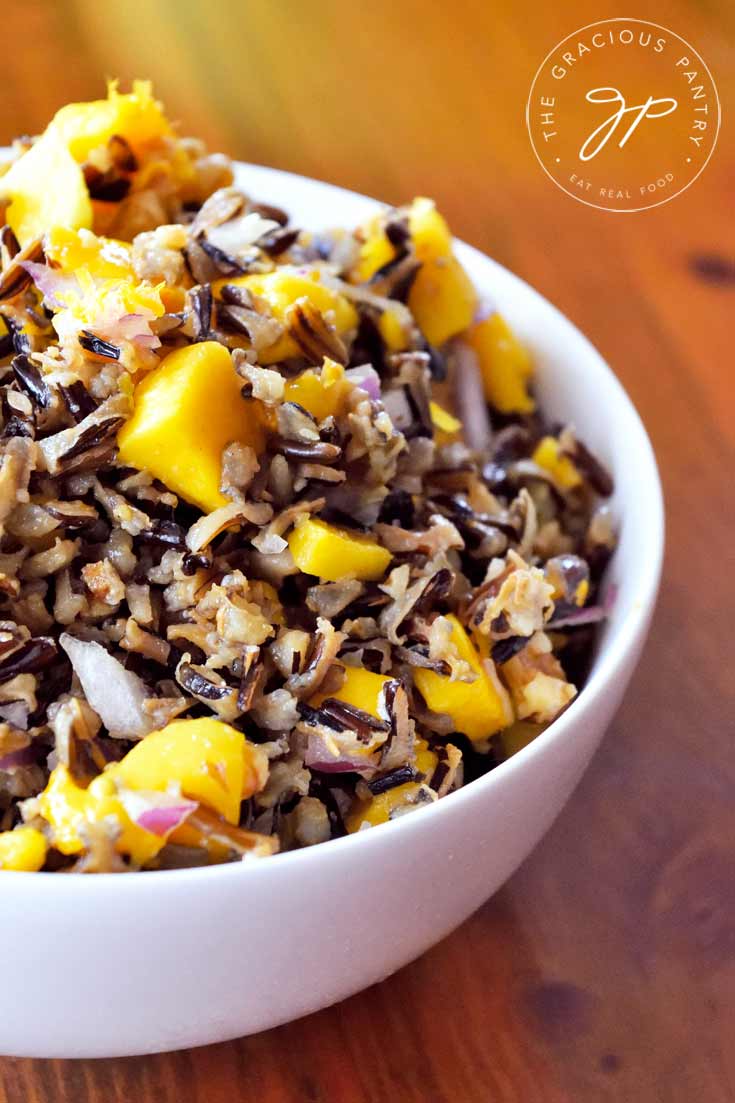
(3, 0), (732, 429)
(2, 2), (735, 1098)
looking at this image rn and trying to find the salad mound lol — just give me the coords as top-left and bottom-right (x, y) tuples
(0, 83), (615, 872)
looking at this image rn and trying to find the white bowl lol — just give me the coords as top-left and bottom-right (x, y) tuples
(0, 164), (664, 1058)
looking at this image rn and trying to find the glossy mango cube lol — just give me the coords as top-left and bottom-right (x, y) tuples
(345, 739), (438, 832)
(532, 436), (582, 490)
(377, 306), (410, 352)
(0, 130), (92, 246)
(311, 665), (391, 716)
(353, 198), (476, 348)
(51, 79), (171, 163)
(353, 215), (396, 283)
(215, 268), (358, 365)
(45, 226), (135, 281)
(38, 764), (181, 865)
(113, 718), (267, 825)
(407, 199), (476, 346)
(0, 826), (48, 871)
(117, 342), (264, 513)
(466, 313), (535, 414)
(430, 400), (462, 443)
(283, 358), (350, 421)
(288, 517), (391, 582)
(413, 615), (510, 742)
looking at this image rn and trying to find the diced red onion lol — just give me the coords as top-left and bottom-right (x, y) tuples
(118, 789), (198, 836)
(0, 743), (37, 770)
(59, 633), (158, 740)
(548, 605), (607, 628)
(345, 365), (381, 401)
(452, 341), (492, 452)
(381, 388), (413, 432)
(303, 734), (376, 777)
(108, 313), (161, 350)
(21, 262), (78, 309)
(0, 702), (29, 730)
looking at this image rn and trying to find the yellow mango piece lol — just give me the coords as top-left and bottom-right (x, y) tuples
(353, 198), (476, 347)
(377, 307), (409, 352)
(51, 79), (171, 163)
(283, 358), (350, 421)
(430, 400), (461, 438)
(413, 615), (510, 742)
(88, 773), (172, 865)
(353, 215), (396, 282)
(0, 131), (92, 247)
(38, 764), (182, 865)
(215, 268), (358, 365)
(408, 197), (454, 261)
(45, 226), (134, 281)
(408, 199), (476, 346)
(345, 739), (438, 832)
(288, 517), (391, 582)
(409, 253), (477, 347)
(113, 718), (267, 825)
(311, 665), (391, 716)
(532, 436), (582, 490)
(117, 342), (264, 513)
(38, 764), (90, 855)
(466, 313), (535, 414)
(0, 826), (48, 871)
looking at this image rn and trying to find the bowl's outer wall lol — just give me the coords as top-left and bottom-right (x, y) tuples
(0, 165), (663, 1058)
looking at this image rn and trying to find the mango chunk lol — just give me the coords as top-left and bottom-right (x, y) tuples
(283, 358), (350, 421)
(114, 718), (267, 825)
(288, 517), (391, 582)
(430, 400), (461, 440)
(117, 342), (264, 513)
(37, 721), (267, 864)
(0, 826), (48, 871)
(466, 313), (535, 414)
(413, 615), (510, 742)
(377, 306), (410, 351)
(51, 79), (171, 163)
(409, 254), (477, 347)
(38, 764), (185, 865)
(354, 198), (476, 347)
(532, 436), (582, 490)
(0, 130), (92, 247)
(38, 764), (90, 855)
(353, 215), (396, 283)
(45, 226), (134, 281)
(311, 665), (391, 716)
(345, 740), (438, 832)
(215, 268), (358, 365)
(408, 198), (476, 346)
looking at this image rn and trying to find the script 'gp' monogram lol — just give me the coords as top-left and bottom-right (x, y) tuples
(579, 88), (678, 161)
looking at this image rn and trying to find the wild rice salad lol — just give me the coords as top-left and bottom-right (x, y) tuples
(0, 83), (615, 872)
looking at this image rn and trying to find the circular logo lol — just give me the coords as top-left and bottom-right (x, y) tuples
(526, 18), (720, 212)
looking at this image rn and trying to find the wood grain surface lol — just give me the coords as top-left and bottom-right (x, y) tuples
(1, 0), (733, 1099)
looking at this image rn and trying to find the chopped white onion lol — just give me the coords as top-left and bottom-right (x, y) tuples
(59, 633), (157, 740)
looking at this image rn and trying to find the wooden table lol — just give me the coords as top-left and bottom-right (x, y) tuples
(2, 1), (733, 1098)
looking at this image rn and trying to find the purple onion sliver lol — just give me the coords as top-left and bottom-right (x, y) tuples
(0, 743), (38, 770)
(136, 801), (198, 837)
(345, 365), (381, 401)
